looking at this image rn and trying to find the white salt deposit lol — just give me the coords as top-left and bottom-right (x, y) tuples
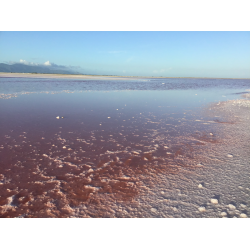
(221, 212), (227, 217)
(240, 213), (247, 218)
(132, 151), (140, 155)
(227, 154), (233, 158)
(198, 207), (206, 212)
(198, 184), (203, 188)
(151, 208), (157, 213)
(211, 199), (218, 204)
(228, 204), (236, 210)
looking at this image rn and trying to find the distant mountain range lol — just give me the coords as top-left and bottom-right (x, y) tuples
(0, 63), (79, 75)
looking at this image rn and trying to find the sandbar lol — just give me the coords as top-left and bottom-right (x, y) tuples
(0, 72), (249, 80)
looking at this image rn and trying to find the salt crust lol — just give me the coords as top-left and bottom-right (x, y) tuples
(240, 213), (247, 218)
(198, 207), (206, 212)
(228, 204), (236, 210)
(2, 90), (250, 218)
(211, 199), (218, 204)
(220, 212), (227, 217)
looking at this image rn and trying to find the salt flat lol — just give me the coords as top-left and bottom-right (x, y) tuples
(0, 76), (249, 217)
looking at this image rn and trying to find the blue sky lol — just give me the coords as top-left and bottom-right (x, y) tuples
(0, 31), (249, 78)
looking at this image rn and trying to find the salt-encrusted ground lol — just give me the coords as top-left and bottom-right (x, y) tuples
(0, 85), (249, 218)
(72, 94), (250, 218)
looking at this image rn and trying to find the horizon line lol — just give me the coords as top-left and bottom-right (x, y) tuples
(0, 72), (250, 80)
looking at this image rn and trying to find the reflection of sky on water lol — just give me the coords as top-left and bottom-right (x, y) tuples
(0, 77), (250, 218)
(1, 76), (250, 94)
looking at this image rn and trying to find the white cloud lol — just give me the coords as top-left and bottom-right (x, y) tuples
(20, 59), (28, 64)
(30, 62), (38, 66)
(44, 61), (51, 66)
(12, 60), (83, 73)
(17, 59), (74, 69)
(19, 59), (38, 66)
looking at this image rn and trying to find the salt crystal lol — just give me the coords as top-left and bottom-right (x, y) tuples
(221, 212), (227, 217)
(132, 151), (140, 155)
(151, 208), (157, 213)
(240, 213), (247, 218)
(228, 204), (236, 210)
(211, 199), (218, 204)
(198, 207), (206, 212)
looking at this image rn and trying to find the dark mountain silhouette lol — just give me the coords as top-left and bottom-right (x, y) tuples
(0, 63), (79, 74)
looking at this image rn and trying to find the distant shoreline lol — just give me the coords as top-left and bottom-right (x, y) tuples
(0, 72), (249, 80)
